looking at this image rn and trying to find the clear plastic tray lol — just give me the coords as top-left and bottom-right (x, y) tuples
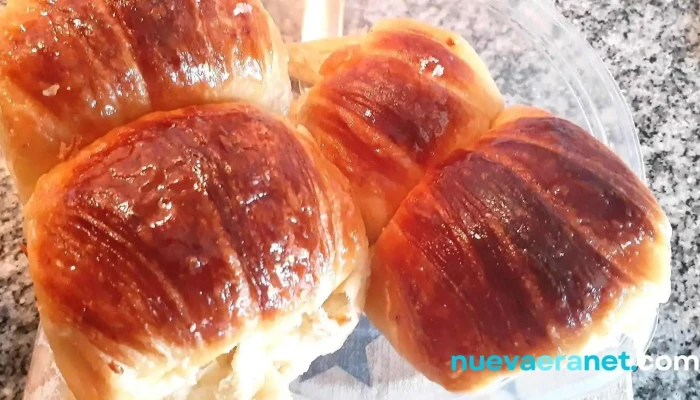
(265, 0), (644, 182)
(261, 0), (657, 399)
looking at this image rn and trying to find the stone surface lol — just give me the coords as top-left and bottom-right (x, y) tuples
(0, 163), (34, 399)
(0, 0), (698, 399)
(555, 1), (700, 399)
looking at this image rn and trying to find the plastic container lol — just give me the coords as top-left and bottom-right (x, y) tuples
(260, 0), (658, 399)
(20, 1), (656, 399)
(265, 0), (644, 182)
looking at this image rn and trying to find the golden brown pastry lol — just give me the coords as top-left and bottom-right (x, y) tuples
(24, 103), (369, 400)
(490, 104), (553, 128)
(365, 107), (672, 392)
(292, 19), (504, 241)
(0, 0), (291, 202)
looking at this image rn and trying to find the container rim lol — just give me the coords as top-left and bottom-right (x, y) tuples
(524, 0), (645, 183)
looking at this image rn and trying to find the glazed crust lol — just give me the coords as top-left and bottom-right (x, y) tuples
(0, 0), (290, 201)
(24, 103), (368, 399)
(295, 19), (504, 241)
(366, 115), (671, 392)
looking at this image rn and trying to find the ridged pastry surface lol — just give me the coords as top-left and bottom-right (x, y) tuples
(296, 19), (504, 241)
(366, 116), (671, 392)
(0, 0), (290, 201)
(24, 103), (368, 399)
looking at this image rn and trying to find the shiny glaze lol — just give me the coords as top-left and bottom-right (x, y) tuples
(108, 0), (272, 107)
(366, 29), (488, 109)
(296, 20), (503, 241)
(299, 54), (472, 211)
(0, 0), (288, 201)
(316, 53), (474, 168)
(368, 117), (670, 391)
(27, 104), (340, 360)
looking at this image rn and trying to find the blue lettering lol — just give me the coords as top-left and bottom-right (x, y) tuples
(585, 355), (600, 371)
(602, 355), (618, 371)
(486, 355), (502, 371)
(453, 353), (621, 373)
(619, 352), (633, 371)
(520, 355), (536, 371)
(568, 355), (583, 371)
(451, 355), (467, 371)
(555, 355), (566, 371)
(469, 355), (485, 371)
(503, 355), (519, 370)
(538, 355), (553, 371)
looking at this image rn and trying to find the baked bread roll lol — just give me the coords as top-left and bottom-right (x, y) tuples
(365, 107), (672, 392)
(24, 103), (369, 399)
(292, 19), (504, 241)
(0, 0), (291, 202)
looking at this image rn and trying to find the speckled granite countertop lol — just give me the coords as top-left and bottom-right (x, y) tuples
(0, 0), (698, 399)
(560, 1), (699, 399)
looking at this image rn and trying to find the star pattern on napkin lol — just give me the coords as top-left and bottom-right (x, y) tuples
(300, 317), (382, 387)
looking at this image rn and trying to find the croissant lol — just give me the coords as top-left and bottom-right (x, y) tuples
(2, 1), (371, 398)
(24, 103), (369, 399)
(0, 0), (291, 202)
(5, 2), (670, 396)
(364, 107), (671, 391)
(289, 21), (671, 393)
(292, 18), (504, 241)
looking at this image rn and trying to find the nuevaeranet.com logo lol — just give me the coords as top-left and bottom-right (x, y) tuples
(451, 353), (700, 372)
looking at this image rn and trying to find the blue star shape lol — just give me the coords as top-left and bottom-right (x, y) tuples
(300, 317), (382, 387)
